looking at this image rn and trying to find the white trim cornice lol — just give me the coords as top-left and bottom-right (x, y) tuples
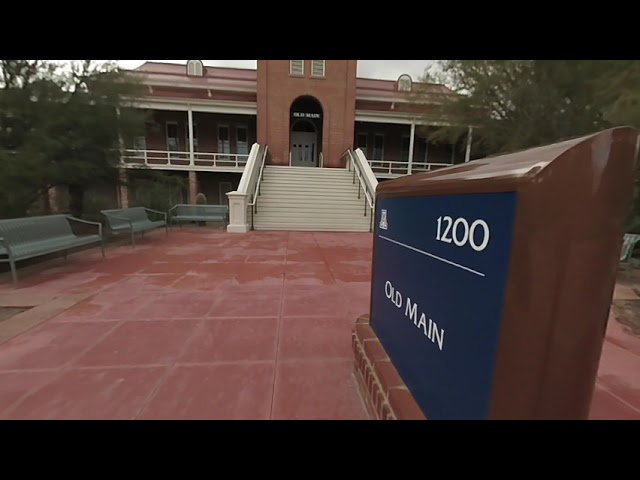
(129, 98), (257, 115)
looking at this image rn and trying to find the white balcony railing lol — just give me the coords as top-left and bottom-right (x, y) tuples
(368, 159), (453, 177)
(121, 149), (250, 171)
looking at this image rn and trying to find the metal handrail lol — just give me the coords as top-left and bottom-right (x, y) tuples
(122, 149), (249, 169)
(368, 158), (452, 175)
(248, 146), (269, 229)
(343, 149), (376, 231)
(350, 151), (375, 210)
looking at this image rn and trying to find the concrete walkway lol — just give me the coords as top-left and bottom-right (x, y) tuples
(0, 228), (638, 419)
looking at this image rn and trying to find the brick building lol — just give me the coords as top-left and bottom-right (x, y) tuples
(115, 60), (472, 213)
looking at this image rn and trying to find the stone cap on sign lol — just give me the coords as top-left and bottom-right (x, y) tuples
(376, 126), (640, 199)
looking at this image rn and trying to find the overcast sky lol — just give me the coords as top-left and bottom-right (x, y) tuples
(117, 60), (433, 81)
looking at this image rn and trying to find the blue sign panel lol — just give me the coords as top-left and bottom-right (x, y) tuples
(370, 192), (518, 420)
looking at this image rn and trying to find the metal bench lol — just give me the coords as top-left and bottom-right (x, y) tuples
(100, 207), (168, 246)
(0, 214), (104, 285)
(620, 233), (640, 262)
(168, 204), (229, 227)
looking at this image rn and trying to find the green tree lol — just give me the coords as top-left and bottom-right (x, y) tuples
(0, 60), (54, 217)
(416, 60), (640, 157)
(414, 60), (640, 229)
(0, 60), (147, 218)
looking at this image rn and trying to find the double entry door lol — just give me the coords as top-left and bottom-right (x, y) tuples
(291, 132), (318, 167)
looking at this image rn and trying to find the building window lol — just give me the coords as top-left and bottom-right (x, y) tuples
(133, 136), (146, 151)
(373, 134), (384, 160)
(218, 125), (230, 154)
(414, 137), (428, 164)
(290, 60), (304, 76)
(236, 126), (248, 155)
(356, 133), (368, 156)
(311, 60), (325, 77)
(401, 135), (410, 162)
(397, 74), (412, 92)
(166, 122), (179, 151)
(187, 60), (204, 77)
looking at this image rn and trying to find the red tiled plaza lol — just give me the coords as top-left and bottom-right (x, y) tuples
(0, 229), (639, 420)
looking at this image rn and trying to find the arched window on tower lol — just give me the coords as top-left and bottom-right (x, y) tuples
(187, 60), (204, 77)
(397, 74), (412, 92)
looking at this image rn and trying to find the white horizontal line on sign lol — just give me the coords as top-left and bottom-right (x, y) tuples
(378, 235), (486, 277)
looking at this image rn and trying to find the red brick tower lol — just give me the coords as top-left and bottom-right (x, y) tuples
(256, 60), (357, 168)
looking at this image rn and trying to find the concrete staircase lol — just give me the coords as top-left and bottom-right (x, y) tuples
(251, 165), (373, 232)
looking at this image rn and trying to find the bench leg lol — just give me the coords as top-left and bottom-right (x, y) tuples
(131, 229), (136, 248)
(166, 224), (169, 236)
(9, 258), (18, 286)
(101, 239), (106, 259)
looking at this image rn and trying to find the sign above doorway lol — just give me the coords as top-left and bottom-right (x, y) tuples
(292, 112), (321, 119)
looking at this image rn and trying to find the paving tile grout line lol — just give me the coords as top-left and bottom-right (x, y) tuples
(0, 355), (356, 375)
(314, 232), (338, 285)
(605, 333), (640, 360)
(596, 381), (640, 414)
(131, 318), (209, 420)
(269, 232), (289, 420)
(0, 319), (124, 419)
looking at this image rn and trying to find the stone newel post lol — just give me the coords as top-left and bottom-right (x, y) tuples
(226, 191), (250, 233)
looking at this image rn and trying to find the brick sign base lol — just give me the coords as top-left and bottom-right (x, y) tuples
(352, 314), (426, 420)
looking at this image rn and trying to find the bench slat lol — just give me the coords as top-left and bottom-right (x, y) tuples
(0, 214), (74, 245)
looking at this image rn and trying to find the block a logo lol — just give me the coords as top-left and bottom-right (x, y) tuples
(379, 209), (388, 230)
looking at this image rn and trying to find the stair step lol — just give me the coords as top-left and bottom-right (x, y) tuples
(248, 165), (375, 232)
(260, 184), (357, 190)
(261, 178), (356, 184)
(265, 166), (349, 173)
(258, 189), (361, 197)
(254, 212), (371, 217)
(255, 201), (369, 209)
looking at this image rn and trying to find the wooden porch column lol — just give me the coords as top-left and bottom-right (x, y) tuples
(188, 171), (198, 204)
(115, 107), (129, 208)
(119, 169), (129, 208)
(188, 106), (195, 166)
(408, 122), (416, 175)
(48, 187), (60, 213)
(465, 126), (474, 163)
